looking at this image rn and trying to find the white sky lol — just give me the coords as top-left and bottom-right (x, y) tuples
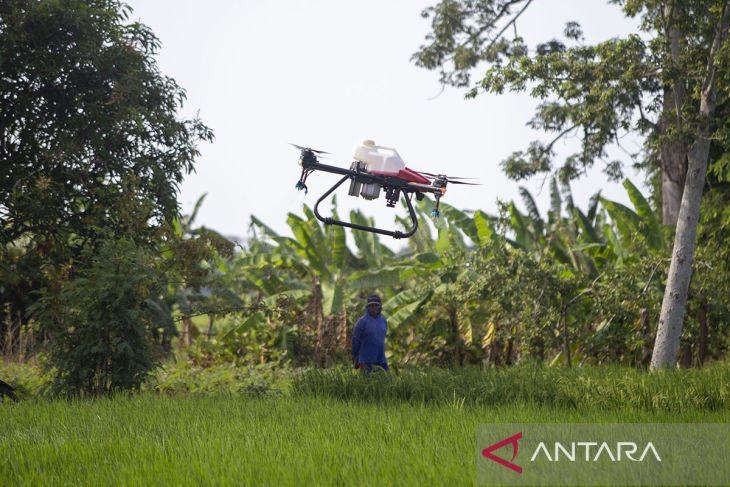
(125, 0), (647, 248)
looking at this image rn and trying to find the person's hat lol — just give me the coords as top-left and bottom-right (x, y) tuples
(367, 295), (381, 305)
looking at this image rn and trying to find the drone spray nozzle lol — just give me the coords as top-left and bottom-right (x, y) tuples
(431, 209), (440, 218)
(295, 181), (308, 194)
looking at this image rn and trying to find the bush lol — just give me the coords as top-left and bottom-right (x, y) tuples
(0, 360), (52, 399)
(33, 238), (162, 396)
(144, 360), (294, 396)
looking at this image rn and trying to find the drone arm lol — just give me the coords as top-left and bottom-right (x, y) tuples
(407, 181), (445, 195)
(313, 175), (419, 239)
(301, 158), (379, 182)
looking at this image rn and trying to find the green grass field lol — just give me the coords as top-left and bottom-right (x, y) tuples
(2, 364), (729, 486)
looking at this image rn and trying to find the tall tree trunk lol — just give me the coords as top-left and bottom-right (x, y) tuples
(659, 12), (688, 226)
(659, 107), (687, 226)
(651, 6), (729, 369)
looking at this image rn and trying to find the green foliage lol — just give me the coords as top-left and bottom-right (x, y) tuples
(0, 0), (213, 247)
(32, 238), (163, 396)
(412, 0), (730, 206)
(0, 361), (52, 400)
(138, 179), (729, 371)
(0, 0), (212, 366)
(228, 177), (727, 369)
(412, 0), (659, 182)
(145, 361), (291, 396)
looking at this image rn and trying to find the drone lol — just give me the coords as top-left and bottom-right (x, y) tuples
(292, 140), (479, 239)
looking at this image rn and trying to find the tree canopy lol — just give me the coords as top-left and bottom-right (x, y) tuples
(412, 0), (730, 368)
(0, 0), (213, 390)
(0, 0), (213, 250)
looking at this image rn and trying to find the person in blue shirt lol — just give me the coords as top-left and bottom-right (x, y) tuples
(351, 294), (389, 372)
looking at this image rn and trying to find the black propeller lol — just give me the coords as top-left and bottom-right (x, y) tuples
(290, 143), (330, 155)
(444, 180), (481, 185)
(423, 173), (482, 186)
(418, 171), (476, 180)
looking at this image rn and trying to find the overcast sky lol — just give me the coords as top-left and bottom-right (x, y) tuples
(125, 0), (645, 248)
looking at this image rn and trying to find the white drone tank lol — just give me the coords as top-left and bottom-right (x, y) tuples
(352, 139), (406, 175)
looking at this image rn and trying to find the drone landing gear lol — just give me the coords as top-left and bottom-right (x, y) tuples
(312, 175), (419, 239)
(431, 193), (442, 218)
(296, 166), (314, 194)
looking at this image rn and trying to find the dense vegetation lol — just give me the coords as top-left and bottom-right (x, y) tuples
(4, 177), (730, 394)
(1, 0), (729, 398)
(2, 1), (730, 484)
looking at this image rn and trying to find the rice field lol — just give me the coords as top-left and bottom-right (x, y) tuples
(1, 364), (729, 486)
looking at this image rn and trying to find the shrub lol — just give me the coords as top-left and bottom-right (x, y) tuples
(33, 237), (162, 396)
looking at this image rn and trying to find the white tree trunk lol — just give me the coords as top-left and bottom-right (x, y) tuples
(651, 6), (729, 369)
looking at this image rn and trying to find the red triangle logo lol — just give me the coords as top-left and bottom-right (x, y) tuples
(481, 432), (523, 474)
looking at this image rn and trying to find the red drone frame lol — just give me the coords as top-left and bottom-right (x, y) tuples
(292, 143), (478, 239)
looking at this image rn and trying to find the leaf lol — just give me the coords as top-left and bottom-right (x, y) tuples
(587, 190), (601, 223)
(622, 179), (664, 250)
(560, 179), (574, 213)
(350, 210), (381, 264)
(572, 207), (601, 244)
(415, 252), (441, 265)
(321, 280), (344, 317)
(509, 203), (534, 251)
(548, 233), (572, 265)
(473, 210), (495, 246)
(519, 186), (544, 235)
(348, 268), (404, 290)
(302, 205), (328, 252)
(329, 210), (348, 269)
(604, 223), (627, 260)
(548, 175), (562, 224)
(250, 215), (281, 239)
(599, 197), (644, 249)
(287, 213), (328, 277)
(185, 193), (207, 230)
(171, 217), (183, 238)
(222, 311), (265, 338)
(438, 201), (480, 243)
(482, 322), (496, 348)
(435, 225), (452, 253)
(144, 298), (173, 326)
(383, 289), (433, 329)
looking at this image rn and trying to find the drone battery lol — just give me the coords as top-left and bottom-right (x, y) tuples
(348, 179), (362, 197)
(360, 183), (380, 200)
(348, 161), (365, 197)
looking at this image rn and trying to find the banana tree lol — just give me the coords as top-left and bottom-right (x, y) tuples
(505, 176), (604, 277)
(599, 179), (666, 260)
(370, 199), (503, 365)
(246, 197), (397, 366)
